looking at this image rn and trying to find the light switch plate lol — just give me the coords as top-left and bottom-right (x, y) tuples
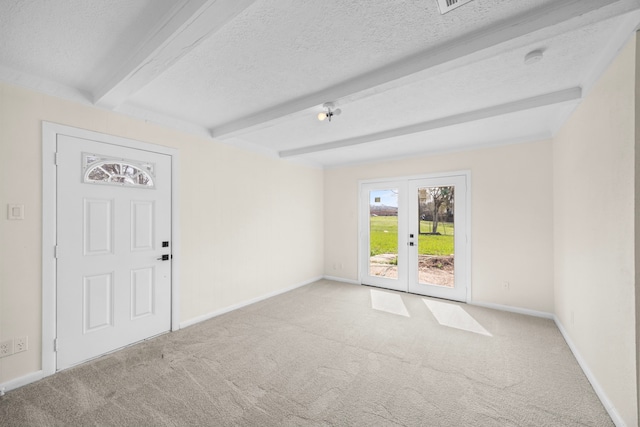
(8, 204), (24, 220)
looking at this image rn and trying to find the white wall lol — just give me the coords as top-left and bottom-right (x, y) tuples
(553, 35), (638, 426)
(0, 82), (324, 384)
(324, 141), (555, 314)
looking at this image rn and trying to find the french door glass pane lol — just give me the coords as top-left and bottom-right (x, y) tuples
(369, 189), (398, 280)
(417, 186), (455, 287)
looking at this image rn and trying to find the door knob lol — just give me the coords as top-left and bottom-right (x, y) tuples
(157, 254), (170, 261)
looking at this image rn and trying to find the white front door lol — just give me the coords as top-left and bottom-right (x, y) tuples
(56, 134), (172, 370)
(360, 174), (469, 302)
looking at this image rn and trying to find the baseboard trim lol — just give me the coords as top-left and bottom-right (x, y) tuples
(323, 275), (360, 285)
(469, 301), (554, 319)
(179, 276), (323, 329)
(553, 316), (626, 427)
(0, 370), (44, 395)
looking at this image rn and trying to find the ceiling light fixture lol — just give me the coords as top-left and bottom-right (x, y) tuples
(524, 49), (544, 65)
(318, 102), (341, 122)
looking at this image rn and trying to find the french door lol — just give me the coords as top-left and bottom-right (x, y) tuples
(359, 173), (469, 302)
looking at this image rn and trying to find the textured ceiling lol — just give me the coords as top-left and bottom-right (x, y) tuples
(1, 0), (640, 167)
(299, 103), (576, 167)
(238, 17), (619, 153)
(0, 0), (177, 91)
(127, 0), (552, 126)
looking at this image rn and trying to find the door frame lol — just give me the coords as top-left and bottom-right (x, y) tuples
(41, 122), (181, 376)
(358, 171), (472, 302)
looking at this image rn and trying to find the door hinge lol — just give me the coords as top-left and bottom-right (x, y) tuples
(54, 245), (59, 259)
(54, 338), (58, 352)
(54, 152), (59, 166)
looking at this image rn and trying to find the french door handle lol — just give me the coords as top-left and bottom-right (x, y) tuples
(157, 254), (170, 261)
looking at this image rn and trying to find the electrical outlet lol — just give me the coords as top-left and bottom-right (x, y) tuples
(0, 339), (14, 358)
(15, 336), (28, 353)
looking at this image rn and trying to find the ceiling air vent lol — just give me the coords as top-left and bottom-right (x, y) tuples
(436, 0), (474, 14)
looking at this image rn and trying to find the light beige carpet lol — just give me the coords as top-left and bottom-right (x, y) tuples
(0, 280), (612, 426)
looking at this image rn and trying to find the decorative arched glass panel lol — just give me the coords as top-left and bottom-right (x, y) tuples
(83, 153), (155, 189)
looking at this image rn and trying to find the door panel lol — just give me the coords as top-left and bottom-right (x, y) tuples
(83, 198), (113, 255)
(131, 200), (155, 251)
(416, 185), (455, 287)
(408, 176), (467, 302)
(131, 267), (155, 319)
(360, 174), (468, 302)
(57, 134), (172, 370)
(360, 182), (407, 292)
(83, 273), (113, 332)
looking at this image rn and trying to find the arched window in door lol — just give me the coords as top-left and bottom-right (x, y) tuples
(83, 153), (155, 188)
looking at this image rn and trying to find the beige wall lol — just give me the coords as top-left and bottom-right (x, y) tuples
(636, 31), (640, 427)
(0, 83), (324, 384)
(324, 141), (555, 313)
(553, 35), (638, 426)
(1, 34), (638, 424)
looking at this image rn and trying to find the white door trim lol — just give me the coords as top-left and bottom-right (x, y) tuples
(41, 122), (181, 376)
(358, 171), (471, 303)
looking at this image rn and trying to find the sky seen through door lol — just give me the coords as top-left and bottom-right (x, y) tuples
(370, 189), (398, 208)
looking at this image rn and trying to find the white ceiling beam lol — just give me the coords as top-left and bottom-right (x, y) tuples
(278, 87), (582, 158)
(94, 0), (257, 109)
(211, 0), (632, 139)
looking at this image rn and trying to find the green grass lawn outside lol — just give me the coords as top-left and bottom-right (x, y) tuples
(369, 216), (454, 256)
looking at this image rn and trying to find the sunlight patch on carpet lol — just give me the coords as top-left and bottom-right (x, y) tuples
(423, 299), (491, 336)
(370, 289), (410, 317)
